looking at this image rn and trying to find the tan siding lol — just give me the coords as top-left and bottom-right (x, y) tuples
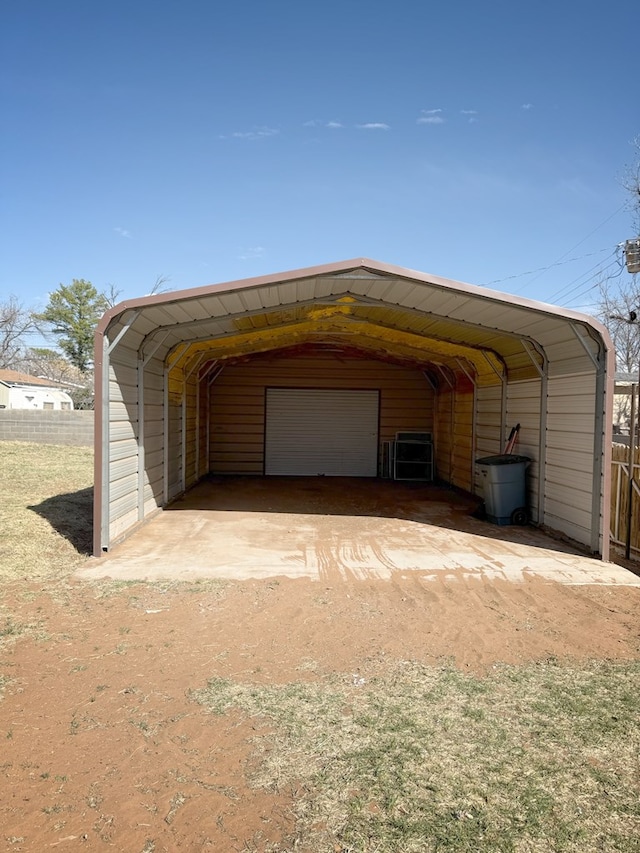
(167, 400), (182, 499)
(184, 373), (198, 488)
(543, 373), (597, 545)
(435, 387), (453, 483)
(209, 351), (435, 474)
(197, 380), (208, 479)
(107, 354), (140, 542)
(435, 385), (474, 490)
(109, 507), (139, 544)
(475, 384), (502, 458)
(506, 380), (542, 520)
(451, 391), (474, 490)
(110, 437), (138, 463)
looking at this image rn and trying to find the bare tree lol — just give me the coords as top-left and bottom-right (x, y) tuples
(0, 296), (36, 369)
(621, 135), (640, 236)
(597, 137), (640, 368)
(16, 347), (86, 385)
(598, 277), (640, 371)
(595, 137), (640, 431)
(148, 274), (171, 296)
(103, 283), (122, 308)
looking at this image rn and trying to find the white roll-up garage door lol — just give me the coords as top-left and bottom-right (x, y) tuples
(265, 388), (379, 476)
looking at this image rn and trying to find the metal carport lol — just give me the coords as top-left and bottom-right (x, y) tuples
(93, 258), (614, 559)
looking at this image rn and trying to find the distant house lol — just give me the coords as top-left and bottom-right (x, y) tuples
(613, 372), (638, 442)
(0, 369), (74, 411)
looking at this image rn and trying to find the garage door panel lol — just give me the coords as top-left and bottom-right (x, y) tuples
(265, 389), (379, 477)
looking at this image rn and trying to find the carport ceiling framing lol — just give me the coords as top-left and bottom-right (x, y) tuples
(164, 314), (509, 384)
(135, 295), (549, 385)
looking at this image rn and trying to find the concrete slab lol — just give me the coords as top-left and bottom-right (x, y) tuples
(78, 477), (640, 586)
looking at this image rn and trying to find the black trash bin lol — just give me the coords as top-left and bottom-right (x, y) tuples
(475, 454), (530, 525)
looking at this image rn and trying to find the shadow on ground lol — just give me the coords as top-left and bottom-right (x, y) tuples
(29, 486), (94, 555)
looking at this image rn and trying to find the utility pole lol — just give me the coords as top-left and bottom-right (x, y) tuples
(624, 239), (640, 275)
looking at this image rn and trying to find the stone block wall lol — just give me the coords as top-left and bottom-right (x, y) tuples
(0, 410), (94, 447)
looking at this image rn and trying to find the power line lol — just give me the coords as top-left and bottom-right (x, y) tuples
(482, 247), (612, 288)
(557, 263), (626, 310)
(516, 203), (627, 292)
(484, 203), (628, 297)
(548, 251), (625, 305)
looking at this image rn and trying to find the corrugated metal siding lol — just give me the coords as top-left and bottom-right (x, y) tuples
(434, 387), (453, 483)
(108, 354), (139, 542)
(475, 384), (503, 458)
(184, 373), (198, 489)
(167, 380), (182, 500)
(265, 388), (379, 476)
(197, 379), (208, 479)
(452, 390), (474, 489)
(434, 384), (474, 490)
(209, 351), (435, 474)
(544, 373), (597, 543)
(142, 362), (164, 507)
(506, 380), (542, 521)
(473, 384), (503, 495)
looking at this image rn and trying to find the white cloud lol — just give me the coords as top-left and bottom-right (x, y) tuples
(114, 227), (132, 239)
(356, 122), (390, 130)
(304, 119), (343, 129)
(417, 109), (445, 125)
(238, 246), (266, 261)
(417, 115), (445, 125)
(221, 127), (279, 140)
(521, 103), (533, 110)
(460, 110), (478, 115)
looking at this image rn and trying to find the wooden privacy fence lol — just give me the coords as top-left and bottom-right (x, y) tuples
(610, 443), (640, 557)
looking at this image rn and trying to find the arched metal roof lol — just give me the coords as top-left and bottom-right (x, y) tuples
(97, 257), (612, 386)
(94, 257), (614, 561)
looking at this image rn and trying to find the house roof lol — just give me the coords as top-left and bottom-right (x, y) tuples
(0, 369), (62, 388)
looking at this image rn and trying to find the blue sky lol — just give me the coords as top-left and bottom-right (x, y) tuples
(1, 0), (638, 323)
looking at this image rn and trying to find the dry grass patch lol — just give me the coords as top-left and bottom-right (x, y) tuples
(194, 660), (640, 852)
(0, 441), (93, 582)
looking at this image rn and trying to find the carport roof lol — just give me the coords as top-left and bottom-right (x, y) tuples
(97, 258), (611, 384)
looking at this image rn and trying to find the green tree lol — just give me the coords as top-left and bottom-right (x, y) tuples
(33, 280), (109, 372)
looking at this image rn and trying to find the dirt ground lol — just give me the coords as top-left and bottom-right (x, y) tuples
(2, 567), (640, 852)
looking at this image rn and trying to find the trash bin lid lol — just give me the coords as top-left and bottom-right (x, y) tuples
(476, 454), (530, 466)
